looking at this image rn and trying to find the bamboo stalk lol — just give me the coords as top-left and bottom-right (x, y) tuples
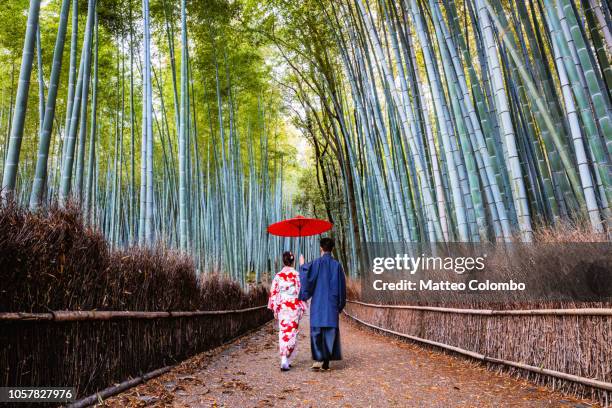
(344, 310), (612, 392)
(1, 0), (42, 197)
(0, 305), (268, 322)
(347, 300), (612, 316)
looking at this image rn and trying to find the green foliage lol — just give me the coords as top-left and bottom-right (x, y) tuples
(0, 0), (299, 282)
(0, 0), (29, 56)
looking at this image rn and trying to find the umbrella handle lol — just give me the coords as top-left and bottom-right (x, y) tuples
(297, 226), (301, 268)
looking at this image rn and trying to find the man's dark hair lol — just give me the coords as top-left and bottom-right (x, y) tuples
(320, 237), (335, 252)
(282, 251), (295, 266)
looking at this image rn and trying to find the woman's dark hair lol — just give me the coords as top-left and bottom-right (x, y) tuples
(283, 251), (295, 266)
(320, 237), (335, 252)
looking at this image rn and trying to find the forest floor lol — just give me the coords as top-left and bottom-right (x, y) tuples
(103, 313), (596, 408)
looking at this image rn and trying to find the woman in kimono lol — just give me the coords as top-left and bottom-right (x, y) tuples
(268, 251), (308, 371)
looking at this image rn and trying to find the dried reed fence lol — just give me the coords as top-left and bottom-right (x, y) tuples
(344, 300), (612, 406)
(0, 203), (273, 404)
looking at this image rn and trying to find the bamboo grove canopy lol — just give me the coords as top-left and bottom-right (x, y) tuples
(267, 0), (611, 272)
(0, 0), (610, 282)
(0, 0), (296, 284)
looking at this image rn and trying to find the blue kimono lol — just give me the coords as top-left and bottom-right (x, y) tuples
(299, 252), (346, 361)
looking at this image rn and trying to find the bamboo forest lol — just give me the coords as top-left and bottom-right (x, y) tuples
(0, 0), (610, 282)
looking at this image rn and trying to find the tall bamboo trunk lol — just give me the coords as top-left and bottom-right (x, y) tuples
(1, 0), (41, 198)
(29, 0), (71, 210)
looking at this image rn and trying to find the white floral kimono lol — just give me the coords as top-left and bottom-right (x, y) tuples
(268, 266), (308, 360)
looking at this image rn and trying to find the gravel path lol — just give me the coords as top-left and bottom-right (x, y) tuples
(103, 312), (595, 407)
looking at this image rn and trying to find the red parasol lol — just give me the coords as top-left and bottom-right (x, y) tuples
(267, 215), (333, 237)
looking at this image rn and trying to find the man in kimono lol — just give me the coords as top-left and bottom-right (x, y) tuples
(299, 237), (347, 371)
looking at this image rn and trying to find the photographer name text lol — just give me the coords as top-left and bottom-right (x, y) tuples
(372, 279), (526, 291)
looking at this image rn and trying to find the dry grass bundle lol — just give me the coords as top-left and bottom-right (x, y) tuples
(0, 202), (268, 312)
(346, 278), (361, 300)
(532, 219), (610, 243)
(0, 201), (271, 401)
